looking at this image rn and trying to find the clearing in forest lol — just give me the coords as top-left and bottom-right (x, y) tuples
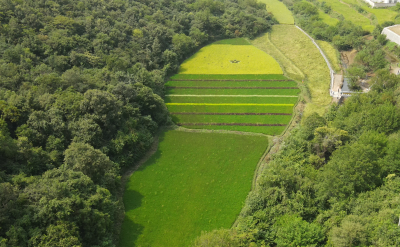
(119, 130), (268, 247)
(166, 38), (299, 135)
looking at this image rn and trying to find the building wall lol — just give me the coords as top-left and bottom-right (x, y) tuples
(382, 26), (400, 46)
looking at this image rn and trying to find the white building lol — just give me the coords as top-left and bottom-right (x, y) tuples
(364, 0), (398, 7)
(382, 25), (400, 46)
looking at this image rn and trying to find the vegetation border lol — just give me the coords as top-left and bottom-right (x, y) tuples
(171, 112), (292, 115)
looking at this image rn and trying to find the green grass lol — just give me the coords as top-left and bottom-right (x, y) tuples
(170, 74), (289, 80)
(269, 25), (331, 116)
(166, 88), (300, 96)
(319, 10), (339, 26)
(317, 40), (341, 72)
(340, 0), (399, 24)
(120, 130), (268, 246)
(166, 105), (294, 114)
(180, 125), (286, 135)
(171, 114), (292, 124)
(213, 38), (251, 45)
(165, 96), (298, 104)
(258, 0), (294, 24)
(165, 80), (298, 87)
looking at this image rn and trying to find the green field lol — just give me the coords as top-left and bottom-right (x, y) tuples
(339, 0), (399, 24)
(258, 0), (294, 24)
(317, 40), (341, 72)
(166, 38), (298, 135)
(120, 130), (268, 246)
(178, 41), (283, 74)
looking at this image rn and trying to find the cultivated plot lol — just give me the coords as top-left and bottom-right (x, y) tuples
(120, 130), (268, 246)
(178, 43), (283, 75)
(258, 0), (294, 24)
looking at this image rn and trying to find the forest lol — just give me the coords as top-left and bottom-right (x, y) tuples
(193, 0), (400, 246)
(0, 0), (275, 246)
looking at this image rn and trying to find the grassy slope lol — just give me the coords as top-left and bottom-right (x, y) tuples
(251, 33), (304, 81)
(317, 40), (341, 72)
(269, 25), (331, 116)
(340, 0), (398, 24)
(120, 130), (268, 247)
(178, 44), (283, 74)
(319, 10), (339, 26)
(258, 0), (295, 24)
(316, 0), (373, 32)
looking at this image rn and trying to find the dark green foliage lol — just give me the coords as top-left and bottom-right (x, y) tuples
(0, 0), (275, 246)
(201, 82), (400, 246)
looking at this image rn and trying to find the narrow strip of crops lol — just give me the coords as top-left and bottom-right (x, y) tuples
(170, 74), (287, 80)
(165, 96), (298, 104)
(166, 95), (298, 97)
(166, 86), (298, 89)
(178, 123), (286, 126)
(179, 125), (286, 135)
(166, 89), (300, 96)
(166, 103), (295, 106)
(171, 114), (292, 124)
(171, 112), (292, 115)
(165, 81), (298, 87)
(169, 79), (293, 81)
(166, 105), (294, 114)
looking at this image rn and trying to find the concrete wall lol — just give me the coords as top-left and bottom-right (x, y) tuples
(382, 26), (400, 46)
(363, 0), (397, 7)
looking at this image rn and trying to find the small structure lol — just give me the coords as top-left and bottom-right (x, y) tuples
(364, 0), (398, 7)
(382, 25), (400, 46)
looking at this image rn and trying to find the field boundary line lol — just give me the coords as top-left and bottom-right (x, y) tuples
(166, 103), (295, 106)
(166, 94), (298, 97)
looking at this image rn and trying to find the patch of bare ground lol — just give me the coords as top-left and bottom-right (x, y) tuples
(341, 49), (357, 67)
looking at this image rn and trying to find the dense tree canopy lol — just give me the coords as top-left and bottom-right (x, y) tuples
(0, 0), (275, 246)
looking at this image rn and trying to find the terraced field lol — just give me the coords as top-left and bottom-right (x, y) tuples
(166, 71), (298, 135)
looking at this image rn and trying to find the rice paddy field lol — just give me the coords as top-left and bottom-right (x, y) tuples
(258, 0), (294, 24)
(178, 40), (283, 74)
(319, 10), (339, 26)
(119, 130), (268, 247)
(269, 25), (331, 116)
(165, 38), (298, 135)
(317, 40), (341, 72)
(339, 0), (399, 24)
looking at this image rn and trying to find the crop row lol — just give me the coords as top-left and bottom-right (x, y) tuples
(165, 80), (298, 88)
(166, 105), (294, 114)
(178, 123), (286, 126)
(171, 112), (291, 115)
(165, 96), (298, 104)
(179, 125), (287, 135)
(171, 114), (292, 124)
(166, 89), (300, 96)
(170, 74), (288, 80)
(166, 86), (298, 89)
